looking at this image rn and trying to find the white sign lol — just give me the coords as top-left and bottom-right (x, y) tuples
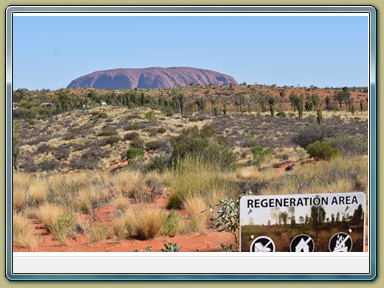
(240, 193), (365, 252)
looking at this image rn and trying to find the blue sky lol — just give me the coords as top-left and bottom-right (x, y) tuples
(13, 15), (369, 90)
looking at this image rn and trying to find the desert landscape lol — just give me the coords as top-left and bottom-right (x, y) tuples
(12, 76), (369, 252)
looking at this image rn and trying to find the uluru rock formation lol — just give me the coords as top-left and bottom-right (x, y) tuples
(67, 67), (237, 89)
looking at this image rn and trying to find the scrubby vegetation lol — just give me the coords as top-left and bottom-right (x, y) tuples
(12, 84), (369, 251)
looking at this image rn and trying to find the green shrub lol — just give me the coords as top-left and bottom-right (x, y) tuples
(160, 211), (180, 237)
(170, 125), (236, 171)
(126, 148), (144, 160)
(276, 111), (286, 117)
(145, 110), (156, 122)
(250, 146), (273, 169)
(306, 141), (339, 161)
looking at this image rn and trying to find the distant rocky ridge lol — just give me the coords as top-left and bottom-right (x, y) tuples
(67, 67), (238, 89)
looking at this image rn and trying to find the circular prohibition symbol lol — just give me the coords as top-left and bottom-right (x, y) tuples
(289, 234), (315, 252)
(250, 236), (275, 252)
(329, 232), (353, 252)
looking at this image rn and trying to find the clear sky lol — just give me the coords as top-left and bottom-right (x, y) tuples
(13, 14), (369, 90)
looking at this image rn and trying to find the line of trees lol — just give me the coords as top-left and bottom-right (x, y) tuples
(12, 86), (367, 120)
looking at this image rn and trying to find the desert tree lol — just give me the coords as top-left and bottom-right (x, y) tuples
(195, 97), (206, 112)
(334, 86), (351, 109)
(178, 93), (185, 114)
(316, 109), (323, 125)
(311, 94), (320, 110)
(257, 92), (268, 112)
(268, 95), (276, 117)
(325, 96), (331, 111)
(360, 100), (364, 115)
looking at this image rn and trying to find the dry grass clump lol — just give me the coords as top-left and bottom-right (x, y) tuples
(167, 156), (233, 209)
(134, 206), (164, 240)
(112, 206), (164, 240)
(113, 196), (130, 214)
(184, 196), (210, 234)
(36, 203), (75, 245)
(109, 170), (145, 198)
(128, 205), (164, 240)
(13, 213), (37, 249)
(13, 173), (38, 211)
(88, 225), (110, 242)
(28, 178), (49, 206)
(75, 187), (110, 215)
(112, 216), (129, 239)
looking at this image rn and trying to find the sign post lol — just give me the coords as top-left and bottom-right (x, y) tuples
(240, 193), (366, 252)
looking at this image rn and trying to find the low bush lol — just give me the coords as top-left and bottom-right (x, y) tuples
(276, 111), (286, 117)
(91, 111), (108, 118)
(306, 141), (339, 161)
(36, 143), (51, 154)
(145, 140), (161, 151)
(123, 131), (140, 141)
(170, 125), (236, 171)
(126, 148), (144, 160)
(97, 129), (118, 137)
(54, 145), (71, 160)
(292, 124), (335, 148)
(145, 110), (157, 122)
(102, 136), (121, 146)
(326, 136), (368, 157)
(39, 158), (60, 171)
(70, 150), (100, 170)
(157, 127), (167, 134)
(130, 137), (145, 149)
(250, 146), (273, 169)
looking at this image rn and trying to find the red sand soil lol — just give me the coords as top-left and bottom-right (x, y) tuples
(13, 202), (234, 253)
(14, 160), (369, 253)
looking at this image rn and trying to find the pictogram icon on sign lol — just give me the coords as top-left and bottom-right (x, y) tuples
(329, 232), (353, 252)
(290, 234), (315, 252)
(250, 236), (275, 252)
